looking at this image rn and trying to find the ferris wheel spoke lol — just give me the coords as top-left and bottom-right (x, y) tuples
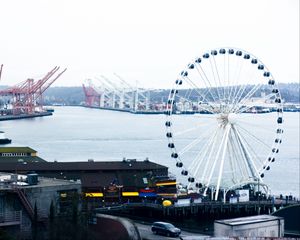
(226, 135), (236, 183)
(211, 56), (224, 101)
(228, 53), (245, 105)
(194, 64), (218, 102)
(204, 126), (230, 195)
(215, 125), (231, 200)
(232, 83), (264, 113)
(228, 132), (246, 184)
(173, 122), (214, 137)
(232, 126), (257, 178)
(207, 58), (223, 102)
(175, 94), (215, 114)
(178, 124), (215, 156)
(199, 129), (220, 183)
(222, 54), (228, 100)
(234, 117), (267, 129)
(189, 128), (219, 181)
(235, 126), (268, 170)
(230, 130), (253, 181)
(235, 123), (272, 150)
(183, 76), (217, 112)
(230, 58), (254, 103)
(233, 126), (263, 181)
(226, 53), (232, 102)
(189, 141), (212, 180)
(230, 68), (257, 112)
(228, 133), (246, 183)
(236, 93), (277, 114)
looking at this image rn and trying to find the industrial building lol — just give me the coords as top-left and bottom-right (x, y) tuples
(0, 159), (176, 203)
(0, 147), (46, 163)
(0, 172), (81, 237)
(0, 147), (176, 209)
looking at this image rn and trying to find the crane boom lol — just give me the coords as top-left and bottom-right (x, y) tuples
(0, 64), (3, 81)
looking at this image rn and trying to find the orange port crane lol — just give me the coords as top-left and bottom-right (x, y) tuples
(82, 82), (101, 107)
(0, 66), (67, 115)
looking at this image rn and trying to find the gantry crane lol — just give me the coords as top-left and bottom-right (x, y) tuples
(82, 80), (101, 107)
(113, 73), (150, 111)
(0, 66), (67, 115)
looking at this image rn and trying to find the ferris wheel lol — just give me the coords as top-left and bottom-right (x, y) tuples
(165, 47), (283, 201)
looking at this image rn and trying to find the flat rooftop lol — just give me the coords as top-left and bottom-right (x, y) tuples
(0, 172), (80, 189)
(215, 215), (283, 226)
(0, 147), (36, 153)
(0, 160), (167, 171)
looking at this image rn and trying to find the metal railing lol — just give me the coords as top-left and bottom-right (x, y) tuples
(0, 211), (22, 225)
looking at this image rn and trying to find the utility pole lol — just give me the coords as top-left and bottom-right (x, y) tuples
(258, 178), (261, 215)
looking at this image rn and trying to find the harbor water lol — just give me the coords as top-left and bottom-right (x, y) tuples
(1, 106), (299, 198)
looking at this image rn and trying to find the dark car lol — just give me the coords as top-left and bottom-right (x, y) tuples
(151, 221), (181, 237)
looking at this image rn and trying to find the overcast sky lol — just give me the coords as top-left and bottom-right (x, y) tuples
(0, 0), (299, 89)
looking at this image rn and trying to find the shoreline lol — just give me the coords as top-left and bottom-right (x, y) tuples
(0, 112), (52, 121)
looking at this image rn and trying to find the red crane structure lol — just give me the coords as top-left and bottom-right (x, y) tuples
(0, 66), (67, 115)
(82, 82), (101, 107)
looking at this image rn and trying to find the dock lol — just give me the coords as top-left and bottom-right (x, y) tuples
(94, 200), (300, 235)
(0, 112), (52, 121)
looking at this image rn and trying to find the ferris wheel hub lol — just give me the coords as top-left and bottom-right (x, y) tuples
(228, 113), (238, 124)
(217, 112), (238, 127)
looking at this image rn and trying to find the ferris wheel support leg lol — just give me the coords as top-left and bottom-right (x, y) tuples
(204, 127), (228, 197)
(215, 125), (231, 201)
(234, 126), (268, 194)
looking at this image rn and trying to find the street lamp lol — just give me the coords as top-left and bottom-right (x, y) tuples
(255, 177), (261, 215)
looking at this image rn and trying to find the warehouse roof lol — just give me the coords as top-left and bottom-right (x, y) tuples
(0, 172), (81, 188)
(0, 156), (46, 163)
(0, 147), (37, 153)
(0, 160), (167, 171)
(215, 215), (283, 226)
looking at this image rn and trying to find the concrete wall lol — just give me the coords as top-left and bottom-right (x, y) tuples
(1, 179), (81, 233)
(90, 214), (141, 240)
(272, 204), (300, 236)
(24, 180), (81, 217)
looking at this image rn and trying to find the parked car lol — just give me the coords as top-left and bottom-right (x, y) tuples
(151, 221), (181, 237)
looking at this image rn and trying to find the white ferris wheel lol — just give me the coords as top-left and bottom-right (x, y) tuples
(165, 47), (283, 201)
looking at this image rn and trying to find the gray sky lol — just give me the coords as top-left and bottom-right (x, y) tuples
(0, 0), (299, 89)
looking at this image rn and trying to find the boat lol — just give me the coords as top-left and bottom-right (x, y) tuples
(45, 108), (55, 113)
(0, 131), (12, 144)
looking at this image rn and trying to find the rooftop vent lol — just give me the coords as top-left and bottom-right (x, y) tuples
(27, 173), (38, 185)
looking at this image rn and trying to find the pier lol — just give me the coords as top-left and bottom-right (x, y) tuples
(94, 200), (300, 235)
(95, 199), (299, 217)
(0, 111), (52, 121)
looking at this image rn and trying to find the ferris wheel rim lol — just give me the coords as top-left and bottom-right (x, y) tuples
(165, 47), (283, 198)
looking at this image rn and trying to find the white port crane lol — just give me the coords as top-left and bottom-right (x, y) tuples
(93, 77), (118, 108)
(113, 73), (150, 111)
(98, 75), (128, 109)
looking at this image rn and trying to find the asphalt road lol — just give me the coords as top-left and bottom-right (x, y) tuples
(134, 222), (211, 240)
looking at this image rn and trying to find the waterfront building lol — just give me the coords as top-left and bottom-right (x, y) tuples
(0, 154), (177, 208)
(0, 147), (46, 163)
(0, 172), (81, 237)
